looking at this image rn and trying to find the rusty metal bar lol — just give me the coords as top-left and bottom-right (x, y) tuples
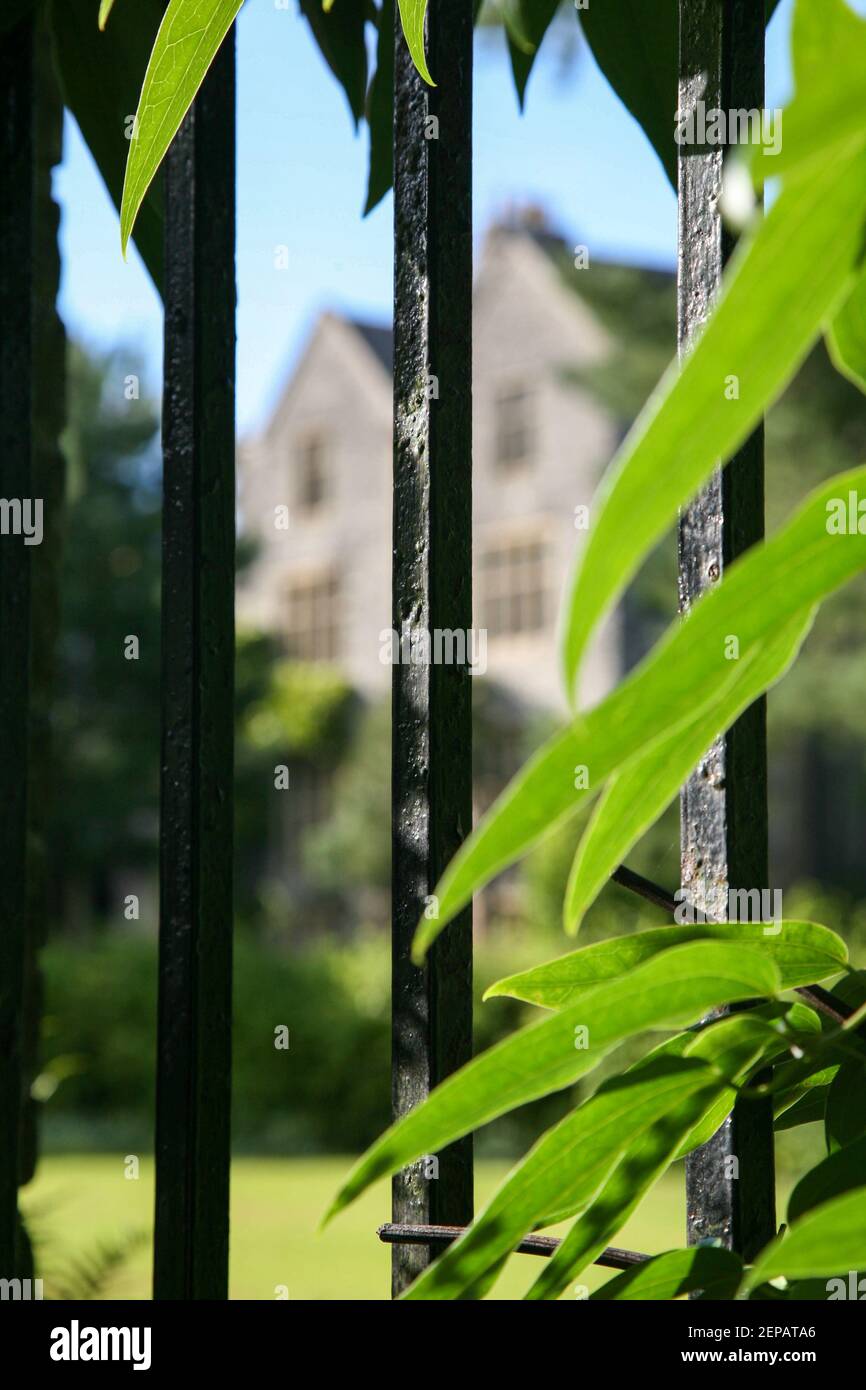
(390, 2), (474, 1297)
(378, 1224), (648, 1271)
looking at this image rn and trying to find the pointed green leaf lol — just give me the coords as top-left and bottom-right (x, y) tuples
(744, 1188), (866, 1292)
(559, 147), (866, 703)
(414, 467), (866, 959)
(403, 1055), (714, 1300)
(828, 268), (866, 396)
(577, 0), (678, 186)
(563, 614), (813, 931)
(526, 1022), (770, 1299)
(825, 1059), (866, 1153)
(487, 921), (847, 1011)
(50, 0), (166, 291)
(299, 0), (368, 129)
(789, 1135), (866, 1225)
(591, 1246), (743, 1302)
(98, 0), (117, 29)
(775, 1086), (830, 1133)
(397, 0), (433, 85)
(574, 2), (782, 188)
(325, 943), (780, 1224)
(752, 0), (866, 184)
(363, 0), (394, 214)
(120, 0), (245, 257)
(503, 0), (560, 109)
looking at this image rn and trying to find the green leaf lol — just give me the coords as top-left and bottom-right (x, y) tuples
(299, 0), (368, 129)
(788, 1135), (866, 1224)
(402, 1054), (715, 1300)
(363, 0), (394, 215)
(559, 145), (866, 702)
(591, 1246), (743, 1302)
(503, 0), (560, 109)
(563, 614), (813, 931)
(119, 0), (245, 258)
(397, 0), (433, 85)
(825, 1060), (866, 1153)
(752, 0), (866, 185)
(98, 0), (116, 30)
(774, 1086), (830, 1133)
(413, 466), (866, 959)
(577, 0), (679, 187)
(49, 0), (166, 292)
(404, 1012), (773, 1300)
(573, 1), (783, 186)
(486, 921), (847, 1011)
(744, 1188), (866, 1292)
(324, 942), (780, 1224)
(526, 1020), (771, 1299)
(828, 268), (866, 396)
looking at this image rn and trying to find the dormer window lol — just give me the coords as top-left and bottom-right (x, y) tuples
(296, 434), (328, 510)
(495, 385), (533, 469)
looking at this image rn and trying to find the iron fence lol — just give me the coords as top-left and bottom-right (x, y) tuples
(0, 0), (852, 1300)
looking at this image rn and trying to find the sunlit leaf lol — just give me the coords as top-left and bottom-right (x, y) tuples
(828, 268), (866, 396)
(562, 613), (813, 931)
(744, 1188), (866, 1292)
(325, 943), (780, 1224)
(98, 0), (117, 30)
(559, 147), (866, 702)
(788, 1135), (866, 1224)
(526, 1021), (771, 1299)
(591, 1246), (743, 1301)
(486, 921), (847, 1010)
(403, 1054), (715, 1300)
(120, 0), (245, 257)
(752, 0), (866, 184)
(413, 467), (866, 960)
(397, 0), (432, 85)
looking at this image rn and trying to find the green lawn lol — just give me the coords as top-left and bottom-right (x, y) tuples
(21, 1154), (686, 1300)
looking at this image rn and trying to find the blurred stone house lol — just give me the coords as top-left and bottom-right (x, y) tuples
(238, 217), (622, 706)
(237, 216), (629, 907)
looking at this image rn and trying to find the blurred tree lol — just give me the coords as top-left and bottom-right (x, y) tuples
(50, 344), (162, 925)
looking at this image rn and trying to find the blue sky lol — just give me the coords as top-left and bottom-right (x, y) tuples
(55, 0), (805, 438)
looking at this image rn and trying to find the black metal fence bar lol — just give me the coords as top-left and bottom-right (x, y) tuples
(153, 31), (237, 1300)
(391, 1), (474, 1297)
(0, 16), (34, 1283)
(678, 0), (775, 1259)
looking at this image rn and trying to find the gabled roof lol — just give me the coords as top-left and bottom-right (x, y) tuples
(348, 318), (393, 375)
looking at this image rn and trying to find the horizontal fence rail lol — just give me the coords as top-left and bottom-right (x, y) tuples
(154, 29), (237, 1301)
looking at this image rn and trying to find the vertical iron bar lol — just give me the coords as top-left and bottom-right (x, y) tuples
(391, 2), (474, 1297)
(0, 16), (33, 1281)
(154, 30), (236, 1299)
(678, 0), (775, 1259)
